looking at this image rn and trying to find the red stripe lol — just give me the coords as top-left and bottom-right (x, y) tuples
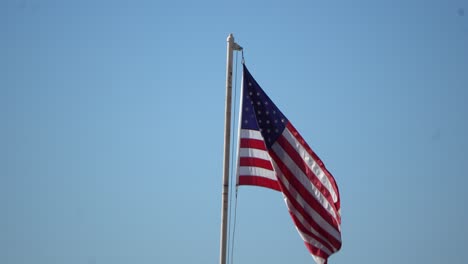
(276, 133), (340, 225)
(304, 242), (330, 261)
(286, 123), (341, 214)
(288, 211), (335, 253)
(271, 145), (341, 231)
(238, 176), (281, 191)
(271, 150), (342, 250)
(240, 138), (267, 150)
(239, 157), (274, 170)
(276, 173), (342, 250)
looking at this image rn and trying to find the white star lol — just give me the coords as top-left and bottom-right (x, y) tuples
(249, 82), (252, 86)
(256, 92), (260, 96)
(257, 101), (261, 106)
(266, 120), (270, 124)
(281, 118), (285, 123)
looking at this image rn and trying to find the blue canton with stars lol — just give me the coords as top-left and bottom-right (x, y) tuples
(241, 65), (289, 149)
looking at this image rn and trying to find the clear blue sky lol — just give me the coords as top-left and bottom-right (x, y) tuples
(2, 0), (468, 263)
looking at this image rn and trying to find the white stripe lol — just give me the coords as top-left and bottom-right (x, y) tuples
(312, 255), (326, 264)
(271, 141), (338, 221)
(239, 148), (271, 161)
(283, 197), (337, 252)
(238, 128), (278, 183)
(238, 167), (277, 181)
(274, 165), (342, 242)
(299, 230), (333, 256)
(240, 129), (264, 140)
(282, 180), (335, 263)
(282, 127), (339, 203)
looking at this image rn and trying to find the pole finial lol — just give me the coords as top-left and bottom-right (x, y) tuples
(227, 34), (243, 51)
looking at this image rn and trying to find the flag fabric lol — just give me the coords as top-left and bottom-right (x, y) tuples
(237, 65), (342, 264)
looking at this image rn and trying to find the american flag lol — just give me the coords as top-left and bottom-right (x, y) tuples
(237, 65), (342, 264)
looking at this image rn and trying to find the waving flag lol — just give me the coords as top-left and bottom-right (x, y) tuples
(237, 65), (342, 264)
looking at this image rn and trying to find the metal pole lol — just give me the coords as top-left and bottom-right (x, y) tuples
(219, 33), (242, 264)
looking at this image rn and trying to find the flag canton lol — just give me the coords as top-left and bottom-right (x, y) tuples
(241, 66), (288, 148)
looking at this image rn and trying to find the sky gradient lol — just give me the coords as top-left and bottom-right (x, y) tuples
(2, 1), (468, 264)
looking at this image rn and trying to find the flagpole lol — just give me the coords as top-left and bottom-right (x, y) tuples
(220, 33), (242, 264)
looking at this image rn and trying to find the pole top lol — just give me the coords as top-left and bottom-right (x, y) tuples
(227, 34), (243, 51)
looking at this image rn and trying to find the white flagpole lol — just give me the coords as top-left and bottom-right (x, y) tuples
(220, 33), (242, 264)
